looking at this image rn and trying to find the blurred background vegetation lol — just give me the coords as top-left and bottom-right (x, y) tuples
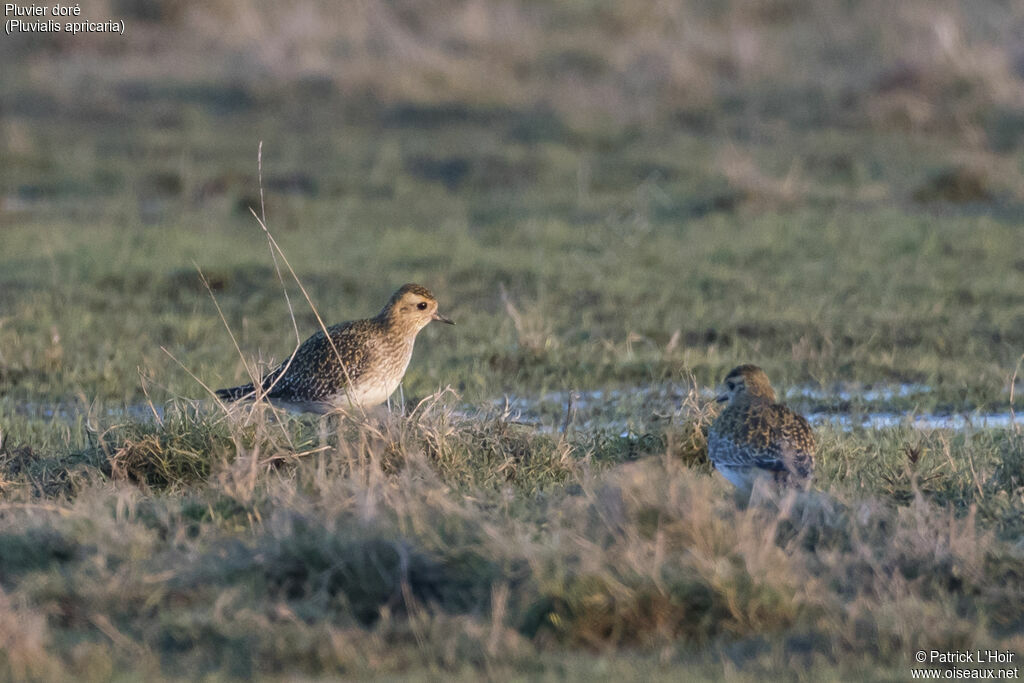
(2, 0), (1023, 407)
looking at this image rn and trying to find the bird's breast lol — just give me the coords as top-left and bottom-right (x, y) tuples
(330, 338), (414, 409)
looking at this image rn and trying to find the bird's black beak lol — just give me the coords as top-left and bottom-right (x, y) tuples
(715, 392), (729, 403)
(432, 312), (455, 325)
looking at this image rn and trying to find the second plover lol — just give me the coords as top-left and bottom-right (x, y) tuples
(215, 283), (454, 414)
(707, 364), (815, 492)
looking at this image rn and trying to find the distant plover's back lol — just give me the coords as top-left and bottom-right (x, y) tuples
(215, 284), (454, 414)
(707, 364), (815, 492)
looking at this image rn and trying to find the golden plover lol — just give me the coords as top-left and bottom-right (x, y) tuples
(707, 364), (815, 492)
(215, 284), (453, 414)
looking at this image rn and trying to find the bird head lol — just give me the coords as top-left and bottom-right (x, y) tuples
(715, 364), (777, 404)
(382, 283), (455, 334)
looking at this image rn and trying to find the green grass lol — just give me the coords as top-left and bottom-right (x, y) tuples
(1, 397), (1023, 680)
(2, 0), (1024, 678)
(0, 405), (1023, 680)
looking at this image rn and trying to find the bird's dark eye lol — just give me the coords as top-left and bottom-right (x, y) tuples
(726, 381), (735, 390)
(417, 302), (428, 310)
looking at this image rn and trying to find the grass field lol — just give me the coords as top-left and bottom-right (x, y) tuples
(2, 0), (1024, 679)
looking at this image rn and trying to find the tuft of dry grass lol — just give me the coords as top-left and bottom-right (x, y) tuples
(0, 587), (65, 681)
(0, 396), (1022, 679)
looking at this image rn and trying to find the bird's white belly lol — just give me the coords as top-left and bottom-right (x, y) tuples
(330, 347), (412, 411)
(335, 377), (401, 410)
(714, 464), (760, 491)
(269, 383), (397, 414)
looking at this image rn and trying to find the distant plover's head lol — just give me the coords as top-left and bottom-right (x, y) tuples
(716, 364), (776, 404)
(382, 283), (455, 334)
